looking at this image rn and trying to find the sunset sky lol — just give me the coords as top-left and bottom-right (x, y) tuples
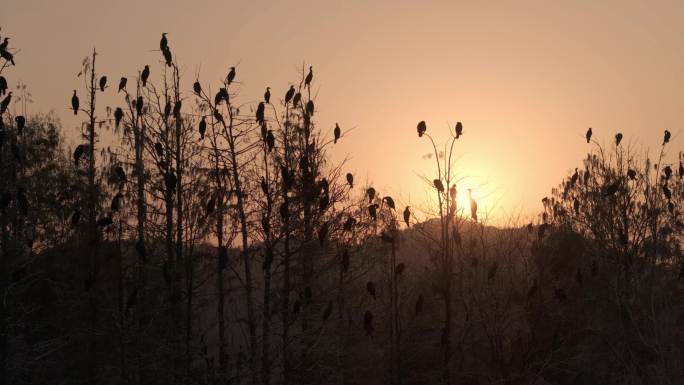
(3, 0), (683, 224)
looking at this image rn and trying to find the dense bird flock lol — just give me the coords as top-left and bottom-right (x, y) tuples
(0, 28), (683, 385)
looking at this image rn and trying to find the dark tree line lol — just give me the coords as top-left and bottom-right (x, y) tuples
(0, 27), (682, 385)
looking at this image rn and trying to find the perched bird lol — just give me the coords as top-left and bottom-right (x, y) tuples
(160, 33), (168, 52)
(115, 166), (127, 183)
(264, 87), (271, 103)
(322, 301), (333, 321)
(0, 38), (8, 52)
(114, 107), (124, 128)
(99, 75), (107, 92)
(403, 206), (411, 227)
(71, 90), (79, 115)
(346, 172), (353, 188)
(364, 310), (374, 336)
(366, 187), (376, 202)
(256, 102), (265, 124)
(663, 130), (671, 145)
(285, 85), (295, 105)
(14, 115), (25, 133)
(305, 66), (313, 87)
(213, 109), (224, 124)
(603, 181), (619, 197)
(198, 116), (206, 139)
(627, 169), (637, 180)
(586, 127), (592, 143)
(73, 144), (87, 166)
(415, 294), (424, 315)
(455, 121), (463, 139)
(164, 100), (172, 119)
(468, 189), (478, 222)
(383, 196), (395, 210)
(154, 142), (164, 157)
(118, 77), (127, 93)
(570, 168), (578, 186)
(306, 100), (315, 116)
(615, 132), (623, 146)
(0, 92), (11, 114)
(193, 81), (202, 95)
(173, 100), (182, 118)
(334, 123), (341, 143)
(366, 281), (376, 299)
(433, 179), (444, 192)
(293, 92), (301, 107)
(214, 88), (228, 105)
(266, 130), (275, 152)
(417, 121), (426, 137)
(226, 67), (236, 85)
(0, 76), (7, 95)
(141, 65), (150, 87)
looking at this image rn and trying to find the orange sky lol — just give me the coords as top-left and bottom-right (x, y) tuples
(2, 0), (683, 224)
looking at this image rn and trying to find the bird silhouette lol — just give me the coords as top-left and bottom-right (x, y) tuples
(603, 181), (619, 197)
(455, 121), (463, 139)
(346, 172), (353, 188)
(364, 310), (374, 336)
(99, 75), (107, 92)
(213, 109), (224, 124)
(215, 88), (228, 106)
(417, 121), (426, 137)
(586, 127), (592, 143)
(193, 81), (202, 95)
(111, 107), (123, 129)
(468, 189), (478, 222)
(141, 65), (150, 87)
(0, 76), (6, 96)
(154, 142), (164, 157)
(433, 179), (444, 192)
(627, 169), (637, 180)
(14, 116), (25, 133)
(0, 92), (11, 114)
(383, 196), (395, 210)
(615, 132), (623, 146)
(0, 38), (8, 52)
(73, 144), (87, 166)
(198, 116), (206, 139)
(570, 168), (578, 186)
(663, 130), (671, 145)
(366, 281), (376, 299)
(163, 100), (172, 119)
(261, 86), (270, 104)
(115, 166), (127, 183)
(71, 90), (79, 115)
(160, 33), (168, 51)
(334, 123), (341, 143)
(305, 66), (313, 87)
(366, 187), (376, 203)
(403, 206), (410, 227)
(118, 77), (127, 93)
(226, 67), (236, 85)
(293, 92), (301, 107)
(285, 85), (295, 105)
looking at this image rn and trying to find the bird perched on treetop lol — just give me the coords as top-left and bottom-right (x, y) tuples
(141, 65), (150, 87)
(663, 130), (671, 145)
(334, 123), (341, 144)
(226, 67), (236, 85)
(71, 90), (79, 115)
(455, 121), (463, 139)
(586, 127), (592, 143)
(118, 77), (127, 93)
(285, 85), (295, 105)
(305, 66), (313, 87)
(615, 132), (623, 146)
(346, 173), (353, 188)
(264, 87), (270, 104)
(99, 75), (107, 92)
(417, 121), (426, 137)
(403, 206), (411, 227)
